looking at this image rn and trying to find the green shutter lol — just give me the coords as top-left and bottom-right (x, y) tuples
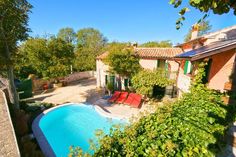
(157, 60), (160, 68)
(110, 75), (115, 85)
(165, 61), (168, 71)
(124, 79), (128, 87)
(105, 75), (108, 85)
(184, 61), (189, 75)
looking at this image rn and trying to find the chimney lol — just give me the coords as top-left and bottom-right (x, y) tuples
(191, 24), (199, 40)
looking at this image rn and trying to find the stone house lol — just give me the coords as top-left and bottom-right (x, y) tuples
(96, 47), (182, 95)
(175, 25), (236, 96)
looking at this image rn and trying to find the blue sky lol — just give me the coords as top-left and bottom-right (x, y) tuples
(28, 0), (236, 44)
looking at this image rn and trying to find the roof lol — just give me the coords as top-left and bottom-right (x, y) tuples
(96, 47), (183, 60)
(175, 39), (236, 61)
(134, 47), (183, 59)
(175, 37), (205, 47)
(176, 24), (236, 47)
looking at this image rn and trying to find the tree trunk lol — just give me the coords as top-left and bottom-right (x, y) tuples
(0, 21), (19, 109)
(7, 65), (19, 109)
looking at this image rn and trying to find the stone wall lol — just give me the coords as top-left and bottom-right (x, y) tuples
(64, 71), (95, 83)
(0, 89), (20, 157)
(33, 71), (96, 91)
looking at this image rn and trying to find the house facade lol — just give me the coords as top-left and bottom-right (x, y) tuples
(175, 25), (236, 95)
(96, 25), (236, 99)
(96, 47), (182, 93)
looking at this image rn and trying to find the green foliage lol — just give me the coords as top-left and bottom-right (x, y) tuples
(16, 37), (74, 79)
(0, 0), (32, 69)
(170, 0), (236, 29)
(74, 28), (107, 71)
(91, 62), (235, 156)
(57, 27), (76, 43)
(141, 40), (172, 47)
(68, 146), (91, 157)
(104, 44), (140, 77)
(106, 82), (114, 92)
(46, 38), (74, 78)
(131, 69), (174, 97)
(184, 20), (212, 42)
(0, 0), (32, 107)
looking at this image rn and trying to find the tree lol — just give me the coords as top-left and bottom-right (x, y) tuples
(17, 37), (74, 79)
(46, 38), (74, 78)
(16, 38), (48, 78)
(0, 0), (32, 108)
(57, 27), (76, 44)
(104, 44), (140, 77)
(141, 40), (172, 47)
(184, 20), (212, 42)
(169, 0), (236, 29)
(74, 28), (107, 71)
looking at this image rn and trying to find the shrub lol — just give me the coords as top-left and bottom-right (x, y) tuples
(92, 62), (235, 156)
(14, 109), (29, 136)
(21, 140), (44, 157)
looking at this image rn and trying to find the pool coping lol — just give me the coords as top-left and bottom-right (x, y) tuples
(32, 103), (128, 157)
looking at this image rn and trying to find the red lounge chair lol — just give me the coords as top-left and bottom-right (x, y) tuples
(115, 92), (129, 104)
(108, 91), (121, 103)
(130, 94), (142, 108)
(123, 93), (135, 105)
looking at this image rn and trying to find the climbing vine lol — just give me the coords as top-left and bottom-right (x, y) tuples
(92, 62), (234, 156)
(131, 69), (174, 97)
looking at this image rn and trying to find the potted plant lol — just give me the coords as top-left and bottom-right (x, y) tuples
(53, 79), (63, 88)
(221, 92), (230, 104)
(106, 82), (114, 96)
(224, 74), (233, 91)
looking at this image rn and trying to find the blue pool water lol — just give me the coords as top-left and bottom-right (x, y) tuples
(39, 104), (124, 156)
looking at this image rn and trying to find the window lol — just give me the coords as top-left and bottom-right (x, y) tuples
(184, 60), (192, 75)
(202, 59), (212, 84)
(157, 60), (166, 69)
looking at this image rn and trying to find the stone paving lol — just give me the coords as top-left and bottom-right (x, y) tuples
(27, 78), (152, 119)
(0, 90), (20, 157)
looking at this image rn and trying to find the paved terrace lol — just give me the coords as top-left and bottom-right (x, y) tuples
(0, 90), (20, 157)
(27, 78), (153, 119)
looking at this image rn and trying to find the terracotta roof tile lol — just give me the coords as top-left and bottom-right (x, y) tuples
(134, 47), (183, 59)
(96, 47), (183, 60)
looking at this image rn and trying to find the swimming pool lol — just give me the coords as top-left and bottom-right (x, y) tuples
(33, 104), (125, 157)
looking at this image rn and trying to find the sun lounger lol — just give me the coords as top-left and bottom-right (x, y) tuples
(115, 92), (129, 104)
(123, 93), (135, 105)
(130, 94), (142, 108)
(108, 91), (121, 103)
